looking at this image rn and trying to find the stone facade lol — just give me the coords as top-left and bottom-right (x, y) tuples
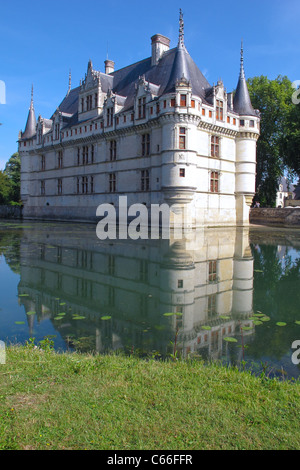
(18, 13), (260, 228)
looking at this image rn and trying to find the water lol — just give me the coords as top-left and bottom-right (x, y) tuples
(0, 220), (300, 380)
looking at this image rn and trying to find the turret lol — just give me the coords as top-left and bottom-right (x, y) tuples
(234, 42), (260, 225)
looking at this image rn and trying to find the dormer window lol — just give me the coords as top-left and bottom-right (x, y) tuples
(180, 94), (186, 107)
(86, 95), (93, 111)
(138, 97), (146, 119)
(55, 123), (60, 140)
(216, 100), (223, 121)
(107, 107), (113, 127)
(38, 128), (43, 144)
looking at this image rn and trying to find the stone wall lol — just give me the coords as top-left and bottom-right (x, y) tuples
(250, 207), (300, 227)
(0, 205), (23, 219)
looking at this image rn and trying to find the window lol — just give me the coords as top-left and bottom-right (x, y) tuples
(207, 294), (217, 317)
(86, 95), (93, 111)
(82, 146), (89, 165)
(240, 119), (245, 126)
(40, 180), (45, 195)
(233, 118), (236, 125)
(209, 110), (212, 118)
(41, 155), (45, 171)
(55, 123), (60, 140)
(110, 140), (117, 161)
(211, 136), (220, 158)
(58, 151), (63, 168)
(171, 98), (176, 107)
(107, 107), (113, 127)
(202, 108), (206, 116)
(208, 260), (217, 283)
(77, 148), (80, 165)
(178, 280), (183, 288)
(138, 97), (146, 119)
(90, 176), (94, 193)
(210, 171), (219, 193)
(179, 127), (186, 149)
(141, 169), (150, 191)
(77, 177), (80, 194)
(179, 168), (185, 177)
(180, 94), (187, 107)
(250, 120), (255, 128)
(91, 145), (94, 163)
(57, 178), (62, 195)
(191, 100), (195, 108)
(109, 173), (116, 193)
(94, 93), (98, 108)
(38, 128), (43, 144)
(82, 176), (88, 194)
(142, 133), (150, 156)
(216, 100), (223, 121)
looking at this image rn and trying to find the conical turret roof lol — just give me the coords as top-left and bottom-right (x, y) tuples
(233, 42), (256, 116)
(22, 85), (36, 139)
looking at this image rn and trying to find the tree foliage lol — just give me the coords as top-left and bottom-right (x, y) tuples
(4, 152), (21, 203)
(0, 171), (12, 204)
(247, 75), (296, 207)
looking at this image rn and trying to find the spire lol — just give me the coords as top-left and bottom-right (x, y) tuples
(22, 84), (36, 139)
(67, 69), (72, 95)
(240, 39), (245, 79)
(233, 41), (256, 116)
(178, 9), (185, 49)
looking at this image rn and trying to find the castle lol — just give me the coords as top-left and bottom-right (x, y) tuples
(18, 11), (260, 228)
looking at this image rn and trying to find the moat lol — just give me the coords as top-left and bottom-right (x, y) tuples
(0, 220), (300, 379)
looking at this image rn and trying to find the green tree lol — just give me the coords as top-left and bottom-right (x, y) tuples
(4, 152), (20, 203)
(247, 75), (294, 207)
(0, 170), (12, 204)
(280, 94), (300, 179)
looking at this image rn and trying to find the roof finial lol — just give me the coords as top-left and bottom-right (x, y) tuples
(179, 8), (184, 48)
(68, 69), (72, 94)
(240, 39), (245, 79)
(30, 84), (34, 110)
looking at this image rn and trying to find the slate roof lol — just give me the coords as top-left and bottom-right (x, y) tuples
(22, 93), (36, 139)
(54, 42), (213, 123)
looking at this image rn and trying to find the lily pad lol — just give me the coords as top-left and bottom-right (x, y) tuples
(253, 320), (263, 326)
(163, 313), (176, 317)
(101, 316), (112, 321)
(295, 321), (300, 325)
(15, 321), (25, 325)
(220, 315), (231, 320)
(59, 302), (66, 306)
(18, 294), (29, 297)
(26, 311), (36, 316)
(260, 316), (271, 322)
(241, 326), (252, 331)
(223, 337), (238, 343)
(276, 322), (287, 327)
(54, 316), (64, 320)
(73, 315), (86, 320)
(201, 326), (212, 330)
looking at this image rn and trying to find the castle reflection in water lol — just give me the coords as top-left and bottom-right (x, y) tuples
(18, 224), (254, 361)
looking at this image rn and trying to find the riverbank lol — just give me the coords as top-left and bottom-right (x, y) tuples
(1, 346), (299, 450)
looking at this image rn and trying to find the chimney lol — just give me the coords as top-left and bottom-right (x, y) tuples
(105, 59), (115, 75)
(151, 34), (170, 66)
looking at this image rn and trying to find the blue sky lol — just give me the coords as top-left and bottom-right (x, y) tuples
(0, 0), (299, 170)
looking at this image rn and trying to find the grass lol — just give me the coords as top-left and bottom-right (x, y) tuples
(0, 344), (300, 450)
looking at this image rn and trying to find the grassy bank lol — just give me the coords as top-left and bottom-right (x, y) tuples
(0, 345), (299, 450)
